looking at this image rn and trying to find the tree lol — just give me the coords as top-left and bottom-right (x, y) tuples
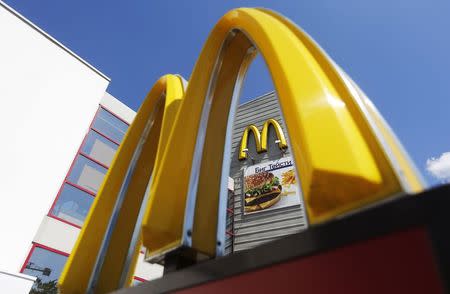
(29, 278), (58, 294)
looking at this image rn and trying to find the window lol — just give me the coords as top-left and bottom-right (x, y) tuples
(132, 277), (146, 286)
(50, 183), (94, 226)
(81, 130), (118, 166)
(91, 108), (128, 143)
(21, 106), (131, 292)
(22, 246), (68, 291)
(67, 154), (107, 193)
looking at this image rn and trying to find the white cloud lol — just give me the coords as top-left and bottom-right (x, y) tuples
(426, 152), (450, 183)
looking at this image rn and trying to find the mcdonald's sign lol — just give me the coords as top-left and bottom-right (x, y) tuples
(59, 7), (425, 293)
(239, 118), (288, 160)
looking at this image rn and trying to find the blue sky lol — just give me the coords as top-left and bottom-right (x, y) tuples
(5, 0), (450, 185)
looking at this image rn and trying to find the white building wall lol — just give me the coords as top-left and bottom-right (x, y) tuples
(0, 1), (110, 272)
(134, 253), (163, 281)
(33, 216), (80, 254)
(0, 271), (36, 294)
(101, 92), (136, 123)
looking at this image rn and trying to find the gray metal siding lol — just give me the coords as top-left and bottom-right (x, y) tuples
(229, 92), (307, 253)
(225, 190), (234, 255)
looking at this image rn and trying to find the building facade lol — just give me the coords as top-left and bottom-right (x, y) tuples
(228, 92), (308, 253)
(20, 94), (162, 290)
(0, 1), (161, 291)
(0, 2), (109, 272)
(0, 0), (108, 273)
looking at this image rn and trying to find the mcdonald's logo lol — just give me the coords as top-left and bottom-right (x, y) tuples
(59, 7), (425, 293)
(239, 118), (288, 160)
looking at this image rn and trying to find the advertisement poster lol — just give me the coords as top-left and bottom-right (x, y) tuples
(243, 156), (301, 215)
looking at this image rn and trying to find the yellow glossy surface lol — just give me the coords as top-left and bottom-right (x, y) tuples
(362, 93), (424, 193)
(238, 119), (287, 160)
(62, 8), (425, 288)
(58, 75), (185, 293)
(260, 118), (288, 151)
(142, 7), (421, 258)
(238, 125), (262, 160)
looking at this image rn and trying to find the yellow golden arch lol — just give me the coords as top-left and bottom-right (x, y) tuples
(59, 8), (425, 293)
(239, 118), (288, 160)
(59, 74), (186, 293)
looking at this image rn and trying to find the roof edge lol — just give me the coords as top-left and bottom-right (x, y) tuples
(0, 1), (111, 82)
(239, 90), (276, 108)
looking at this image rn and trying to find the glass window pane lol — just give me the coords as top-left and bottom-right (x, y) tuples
(92, 108), (128, 143)
(50, 184), (94, 226)
(82, 130), (118, 166)
(22, 247), (68, 291)
(67, 155), (107, 193)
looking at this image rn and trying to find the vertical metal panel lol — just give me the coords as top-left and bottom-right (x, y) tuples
(229, 92), (307, 253)
(225, 190), (234, 255)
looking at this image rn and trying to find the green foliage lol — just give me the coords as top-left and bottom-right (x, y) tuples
(29, 278), (58, 294)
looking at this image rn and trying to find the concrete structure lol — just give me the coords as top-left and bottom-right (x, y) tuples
(0, 1), (161, 291)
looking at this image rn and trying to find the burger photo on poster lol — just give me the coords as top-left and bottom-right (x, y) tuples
(242, 157), (301, 215)
(244, 171), (282, 212)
